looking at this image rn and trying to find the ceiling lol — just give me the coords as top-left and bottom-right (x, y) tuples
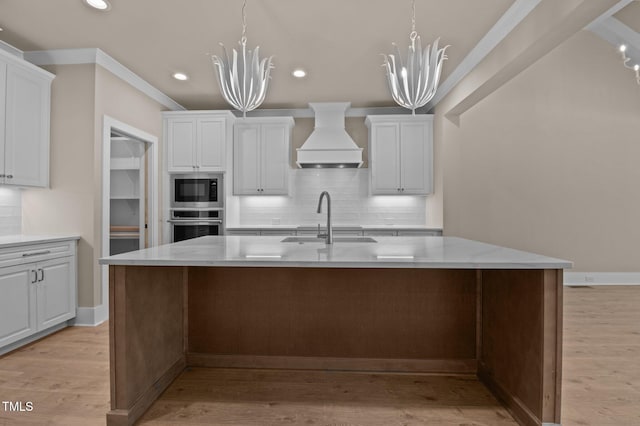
(616, 1), (640, 32)
(0, 0), (515, 110)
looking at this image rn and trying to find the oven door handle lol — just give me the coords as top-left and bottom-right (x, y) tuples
(168, 219), (223, 224)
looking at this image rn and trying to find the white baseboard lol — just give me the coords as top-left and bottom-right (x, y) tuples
(70, 305), (108, 327)
(564, 272), (640, 286)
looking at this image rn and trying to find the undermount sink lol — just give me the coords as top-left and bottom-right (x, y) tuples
(281, 236), (377, 244)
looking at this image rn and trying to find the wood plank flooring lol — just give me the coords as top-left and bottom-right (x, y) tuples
(0, 285), (638, 425)
(561, 286), (640, 426)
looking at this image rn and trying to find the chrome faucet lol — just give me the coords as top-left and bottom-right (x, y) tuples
(316, 191), (333, 244)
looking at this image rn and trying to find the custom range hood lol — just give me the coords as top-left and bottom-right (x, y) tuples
(296, 102), (363, 168)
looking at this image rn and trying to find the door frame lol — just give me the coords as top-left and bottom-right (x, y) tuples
(99, 115), (159, 323)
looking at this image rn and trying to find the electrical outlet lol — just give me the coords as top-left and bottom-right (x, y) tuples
(585, 275), (595, 283)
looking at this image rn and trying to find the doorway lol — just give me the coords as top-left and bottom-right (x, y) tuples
(99, 116), (159, 323)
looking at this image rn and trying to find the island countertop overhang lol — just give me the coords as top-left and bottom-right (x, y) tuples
(99, 235), (572, 269)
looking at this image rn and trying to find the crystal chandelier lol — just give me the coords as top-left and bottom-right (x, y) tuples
(382, 0), (449, 114)
(211, 0), (274, 117)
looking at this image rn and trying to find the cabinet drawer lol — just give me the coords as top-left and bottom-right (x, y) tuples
(0, 241), (75, 268)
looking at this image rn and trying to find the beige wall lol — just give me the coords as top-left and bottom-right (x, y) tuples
(93, 65), (166, 306)
(23, 63), (166, 308)
(22, 64), (97, 307)
(439, 31), (640, 272)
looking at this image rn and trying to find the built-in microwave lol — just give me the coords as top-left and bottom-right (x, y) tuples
(171, 174), (223, 208)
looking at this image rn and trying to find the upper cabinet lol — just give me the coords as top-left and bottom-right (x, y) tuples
(0, 50), (54, 188)
(365, 115), (433, 195)
(233, 117), (294, 195)
(163, 111), (234, 173)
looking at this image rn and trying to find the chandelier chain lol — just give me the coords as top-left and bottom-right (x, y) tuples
(241, 0), (247, 45)
(410, 0), (417, 41)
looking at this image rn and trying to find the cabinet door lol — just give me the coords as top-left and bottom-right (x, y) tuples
(370, 123), (401, 194)
(37, 257), (75, 330)
(0, 60), (6, 180)
(400, 121), (432, 194)
(4, 62), (51, 187)
(233, 124), (261, 194)
(167, 118), (197, 172)
(260, 124), (289, 195)
(0, 264), (37, 347)
(197, 118), (225, 171)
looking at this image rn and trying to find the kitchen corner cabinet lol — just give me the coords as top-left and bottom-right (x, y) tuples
(0, 49), (54, 187)
(365, 114), (433, 195)
(0, 239), (77, 352)
(163, 111), (234, 173)
(233, 117), (294, 195)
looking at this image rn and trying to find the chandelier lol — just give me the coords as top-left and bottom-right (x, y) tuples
(382, 0), (449, 114)
(619, 44), (640, 85)
(211, 0), (274, 117)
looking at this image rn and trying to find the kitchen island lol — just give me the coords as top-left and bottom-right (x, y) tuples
(99, 236), (571, 426)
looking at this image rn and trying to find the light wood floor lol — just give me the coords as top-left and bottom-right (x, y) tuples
(0, 286), (638, 425)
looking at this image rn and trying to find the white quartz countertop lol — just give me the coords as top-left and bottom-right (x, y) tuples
(99, 235), (572, 269)
(0, 234), (80, 249)
(226, 225), (442, 230)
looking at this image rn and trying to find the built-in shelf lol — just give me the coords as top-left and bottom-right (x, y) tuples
(109, 137), (145, 256)
(111, 158), (141, 170)
(110, 233), (141, 240)
(110, 196), (141, 201)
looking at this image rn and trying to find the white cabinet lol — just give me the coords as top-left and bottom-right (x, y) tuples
(0, 50), (54, 187)
(233, 117), (294, 195)
(0, 264), (36, 347)
(164, 111), (234, 173)
(0, 239), (77, 352)
(365, 115), (433, 195)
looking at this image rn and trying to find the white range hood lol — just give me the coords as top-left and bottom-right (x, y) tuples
(296, 102), (363, 168)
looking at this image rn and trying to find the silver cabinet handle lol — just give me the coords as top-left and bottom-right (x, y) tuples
(38, 268), (44, 282)
(0, 174), (5, 178)
(167, 219), (223, 224)
(31, 270), (38, 284)
(22, 250), (51, 257)
(6, 175), (13, 179)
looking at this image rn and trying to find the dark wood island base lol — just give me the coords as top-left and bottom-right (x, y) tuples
(107, 265), (562, 426)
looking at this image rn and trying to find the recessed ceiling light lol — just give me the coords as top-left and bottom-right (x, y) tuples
(173, 72), (188, 81)
(292, 69), (307, 78)
(84, 0), (111, 11)
(619, 44), (627, 53)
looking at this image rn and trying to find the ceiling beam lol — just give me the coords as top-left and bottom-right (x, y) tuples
(429, 0), (542, 109)
(588, 16), (640, 70)
(437, 0), (627, 123)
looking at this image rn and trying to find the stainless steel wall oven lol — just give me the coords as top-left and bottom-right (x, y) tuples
(169, 209), (223, 242)
(169, 173), (224, 242)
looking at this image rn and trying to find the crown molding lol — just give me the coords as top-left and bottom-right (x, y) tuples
(23, 48), (185, 111)
(0, 40), (24, 58)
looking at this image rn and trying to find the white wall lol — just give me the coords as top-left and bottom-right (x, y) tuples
(0, 187), (22, 236)
(234, 169), (427, 226)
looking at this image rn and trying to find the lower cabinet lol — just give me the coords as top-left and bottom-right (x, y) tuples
(0, 264), (36, 347)
(0, 240), (77, 352)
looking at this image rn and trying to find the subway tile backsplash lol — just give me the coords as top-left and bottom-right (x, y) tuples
(238, 169), (426, 226)
(0, 187), (21, 236)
